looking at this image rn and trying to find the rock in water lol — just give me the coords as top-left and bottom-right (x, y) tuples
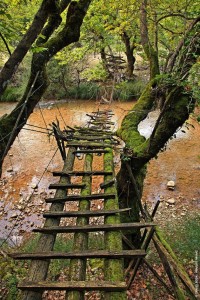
(167, 180), (175, 190)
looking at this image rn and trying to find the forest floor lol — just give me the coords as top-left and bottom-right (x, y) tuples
(0, 101), (199, 299)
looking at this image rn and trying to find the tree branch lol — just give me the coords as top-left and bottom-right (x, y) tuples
(156, 13), (197, 24)
(0, 0), (56, 96)
(0, 31), (11, 56)
(167, 16), (200, 72)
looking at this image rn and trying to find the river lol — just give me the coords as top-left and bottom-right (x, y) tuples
(0, 100), (199, 245)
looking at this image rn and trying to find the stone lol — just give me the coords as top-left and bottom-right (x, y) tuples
(10, 212), (18, 218)
(31, 184), (38, 189)
(167, 180), (175, 190)
(7, 167), (13, 172)
(166, 198), (175, 205)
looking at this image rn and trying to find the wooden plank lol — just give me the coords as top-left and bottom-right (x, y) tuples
(66, 142), (113, 148)
(74, 126), (112, 134)
(52, 171), (113, 177)
(100, 179), (115, 189)
(48, 183), (86, 190)
(43, 208), (131, 218)
(33, 223), (155, 234)
(92, 111), (114, 115)
(18, 281), (127, 291)
(45, 193), (116, 203)
(66, 136), (113, 141)
(73, 150), (109, 154)
(11, 249), (146, 260)
(89, 121), (115, 125)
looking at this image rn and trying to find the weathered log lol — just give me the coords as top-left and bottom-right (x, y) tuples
(21, 148), (75, 300)
(103, 143), (127, 300)
(67, 152), (93, 300)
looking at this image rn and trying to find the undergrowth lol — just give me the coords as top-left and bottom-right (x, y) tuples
(164, 213), (200, 264)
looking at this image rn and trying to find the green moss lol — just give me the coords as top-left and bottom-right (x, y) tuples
(117, 80), (156, 154)
(103, 145), (126, 300)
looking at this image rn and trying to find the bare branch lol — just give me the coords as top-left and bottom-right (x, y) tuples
(167, 16), (200, 72)
(0, 31), (11, 56)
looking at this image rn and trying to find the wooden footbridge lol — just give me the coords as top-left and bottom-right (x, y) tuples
(10, 110), (156, 299)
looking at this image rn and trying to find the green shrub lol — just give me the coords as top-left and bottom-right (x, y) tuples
(67, 82), (100, 100)
(0, 86), (21, 102)
(81, 62), (108, 82)
(114, 79), (146, 101)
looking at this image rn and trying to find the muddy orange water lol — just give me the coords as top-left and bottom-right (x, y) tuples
(0, 100), (199, 244)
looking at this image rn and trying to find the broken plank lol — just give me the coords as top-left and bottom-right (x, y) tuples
(100, 178), (116, 189)
(49, 183), (86, 190)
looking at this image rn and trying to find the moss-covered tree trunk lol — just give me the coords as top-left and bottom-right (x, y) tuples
(0, 0), (91, 175)
(117, 78), (197, 246)
(117, 16), (200, 249)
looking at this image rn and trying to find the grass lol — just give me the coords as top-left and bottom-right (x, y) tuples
(114, 79), (146, 101)
(0, 234), (74, 299)
(0, 86), (22, 102)
(163, 213), (200, 264)
(67, 82), (100, 100)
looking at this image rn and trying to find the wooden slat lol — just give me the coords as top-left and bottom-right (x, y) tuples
(73, 150), (109, 154)
(45, 193), (116, 203)
(48, 183), (86, 190)
(92, 110), (114, 115)
(100, 179), (115, 189)
(11, 249), (146, 260)
(74, 127), (112, 134)
(66, 136), (112, 141)
(43, 208), (131, 218)
(89, 121), (115, 125)
(18, 281), (127, 291)
(52, 171), (113, 177)
(33, 223), (155, 234)
(66, 142), (112, 148)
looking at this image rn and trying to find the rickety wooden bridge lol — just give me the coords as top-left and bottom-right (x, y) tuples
(10, 109), (199, 300)
(10, 109), (155, 299)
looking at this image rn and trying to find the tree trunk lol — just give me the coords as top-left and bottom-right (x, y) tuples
(121, 31), (136, 79)
(117, 23), (199, 242)
(0, 0), (57, 96)
(100, 47), (112, 78)
(117, 79), (195, 247)
(140, 0), (160, 79)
